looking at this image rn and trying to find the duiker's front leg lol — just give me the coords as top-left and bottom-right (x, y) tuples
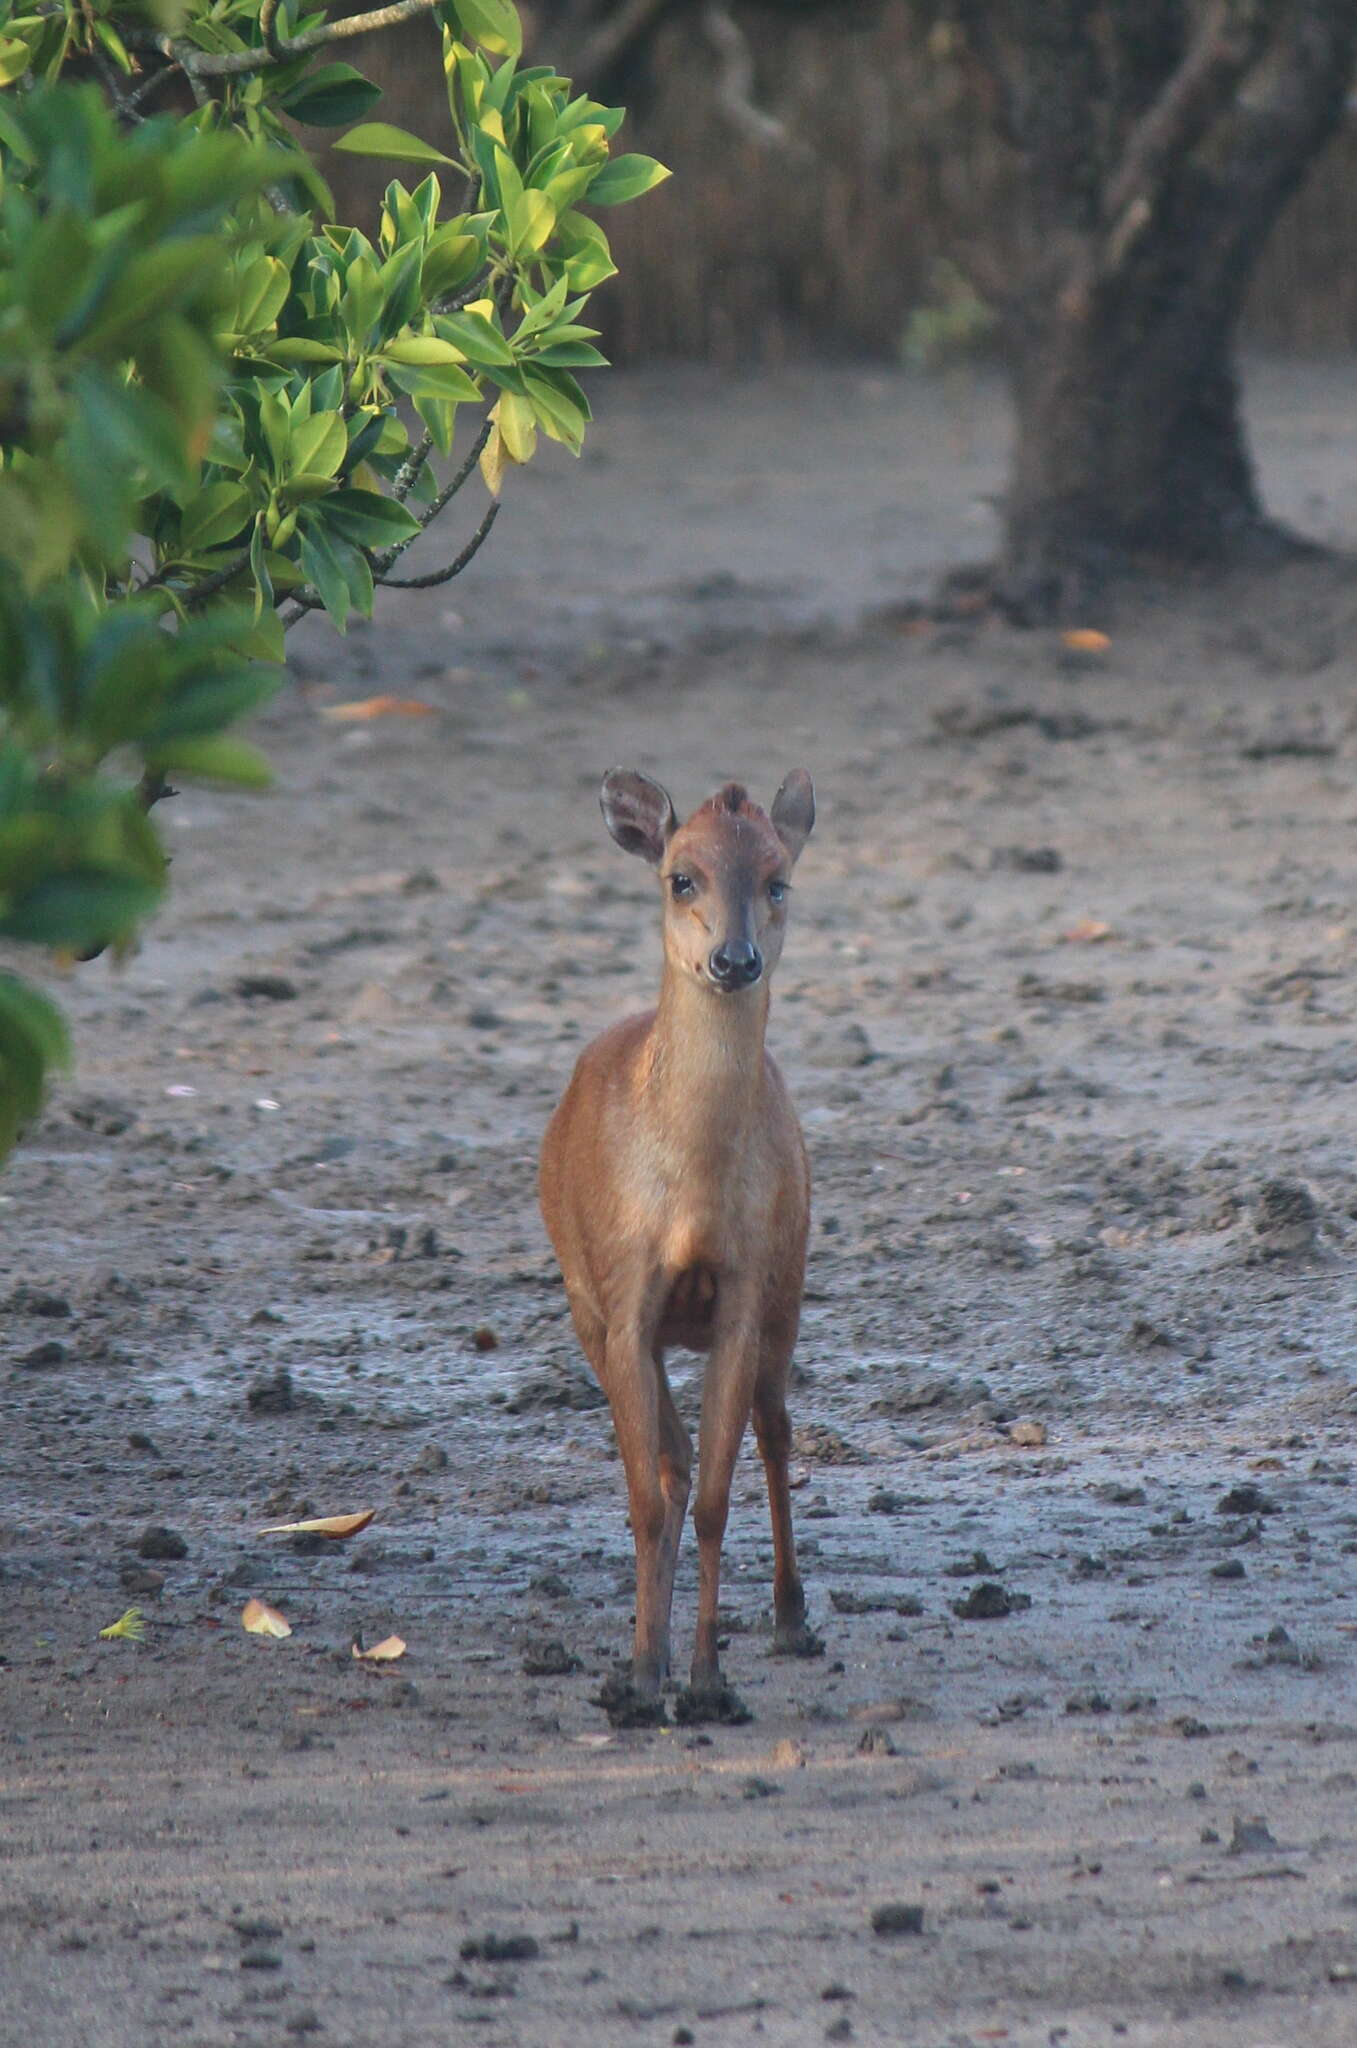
(601, 1327), (678, 1698)
(572, 1286), (685, 1719)
(679, 1290), (763, 1722)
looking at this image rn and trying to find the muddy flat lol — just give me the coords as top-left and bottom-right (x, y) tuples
(3, 361), (1357, 2048)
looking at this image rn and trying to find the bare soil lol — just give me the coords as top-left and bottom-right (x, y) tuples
(4, 361), (1357, 2048)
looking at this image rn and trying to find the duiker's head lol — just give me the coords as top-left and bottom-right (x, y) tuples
(600, 769), (815, 995)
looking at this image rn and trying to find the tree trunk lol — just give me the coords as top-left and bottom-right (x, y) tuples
(1002, 199), (1273, 617)
(979, 1), (1357, 620)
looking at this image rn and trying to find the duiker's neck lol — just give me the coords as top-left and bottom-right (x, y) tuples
(645, 960), (771, 1129)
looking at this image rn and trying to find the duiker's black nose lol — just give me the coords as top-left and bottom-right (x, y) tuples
(709, 939), (763, 989)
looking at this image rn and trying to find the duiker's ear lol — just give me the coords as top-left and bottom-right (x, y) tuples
(770, 770), (815, 865)
(600, 768), (678, 866)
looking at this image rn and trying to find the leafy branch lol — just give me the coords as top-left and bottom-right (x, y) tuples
(0, 0), (670, 1158)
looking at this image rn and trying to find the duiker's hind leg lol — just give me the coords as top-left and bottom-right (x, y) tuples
(754, 1337), (823, 1660)
(571, 1307), (681, 1711)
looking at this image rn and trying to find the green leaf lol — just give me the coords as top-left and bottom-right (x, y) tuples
(379, 335), (471, 368)
(179, 482), (254, 554)
(385, 361), (482, 406)
(584, 153), (671, 206)
(149, 668), (279, 743)
(229, 254), (292, 339)
(72, 237), (226, 356)
(288, 411), (349, 480)
(264, 338), (347, 365)
(448, 0), (522, 60)
(147, 736), (273, 789)
(435, 308), (514, 367)
(512, 274), (571, 339)
(1, 875), (163, 950)
(283, 472), (343, 502)
(92, 19), (133, 75)
(0, 972), (69, 1155)
(238, 612), (287, 664)
(376, 239), (425, 339)
(296, 518), (351, 629)
(493, 142), (524, 218)
(555, 211), (617, 290)
(0, 33), (34, 84)
(276, 63), (383, 128)
(320, 489), (423, 548)
(0, 99), (35, 162)
(522, 366), (588, 451)
(543, 165), (595, 214)
(340, 254), (385, 346)
(333, 123), (455, 168)
(257, 388), (293, 474)
(506, 187), (555, 257)
(531, 341), (608, 368)
(249, 517), (274, 617)
(421, 229), (482, 299)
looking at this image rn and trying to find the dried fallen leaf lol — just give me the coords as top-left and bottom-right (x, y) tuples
(1061, 628), (1110, 653)
(241, 1598), (292, 1639)
(352, 1635), (406, 1662)
(257, 1509), (376, 1540)
(1007, 1420), (1047, 1448)
(319, 696), (437, 722)
(98, 1607), (146, 1643)
(1059, 918), (1114, 945)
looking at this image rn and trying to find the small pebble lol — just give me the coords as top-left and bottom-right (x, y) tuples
(20, 1340), (68, 1370)
(1228, 1814), (1278, 1855)
(459, 1932), (539, 1962)
(870, 1902), (924, 1937)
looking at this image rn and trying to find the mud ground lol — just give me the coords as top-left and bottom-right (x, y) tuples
(3, 361), (1357, 2048)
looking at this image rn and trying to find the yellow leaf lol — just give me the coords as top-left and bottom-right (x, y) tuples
(351, 1634), (407, 1662)
(493, 392), (537, 465)
(241, 1598), (292, 1639)
(1061, 628), (1110, 653)
(479, 422), (506, 498)
(257, 1509), (377, 1539)
(1059, 917), (1114, 945)
(319, 696), (438, 721)
(98, 1607), (146, 1643)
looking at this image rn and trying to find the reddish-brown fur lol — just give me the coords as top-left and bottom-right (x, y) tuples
(539, 769), (819, 1709)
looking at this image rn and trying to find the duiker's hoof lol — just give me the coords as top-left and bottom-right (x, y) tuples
(594, 1669), (666, 1729)
(673, 1678), (753, 1726)
(771, 1622), (825, 1660)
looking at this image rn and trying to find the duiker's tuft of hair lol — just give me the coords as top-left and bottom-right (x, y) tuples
(713, 782), (750, 814)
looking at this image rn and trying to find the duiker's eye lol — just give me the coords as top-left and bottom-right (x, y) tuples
(669, 873), (696, 900)
(768, 878), (789, 904)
